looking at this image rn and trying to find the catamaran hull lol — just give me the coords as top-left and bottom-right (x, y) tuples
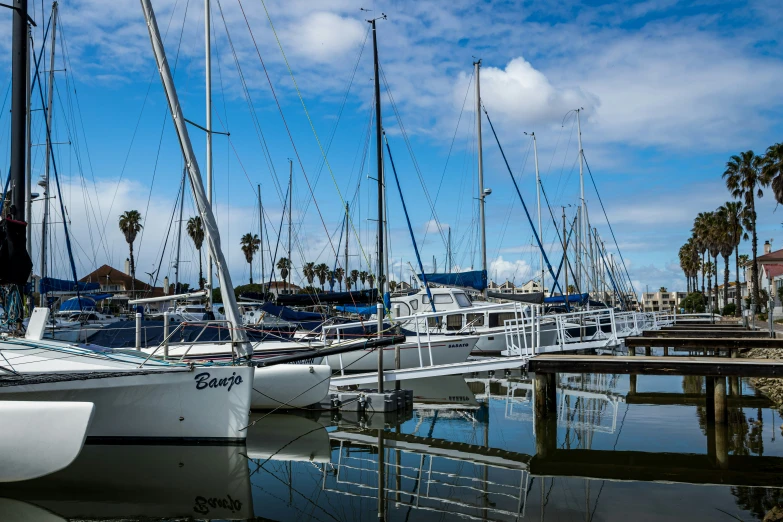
(251, 364), (331, 410)
(325, 337), (477, 372)
(0, 367), (254, 442)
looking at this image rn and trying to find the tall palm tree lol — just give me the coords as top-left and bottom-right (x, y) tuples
(277, 257), (292, 293)
(186, 216), (205, 289)
(315, 263), (329, 291)
(692, 212), (712, 293)
(350, 269), (359, 290)
(119, 210), (143, 291)
(359, 271), (368, 289)
(763, 142), (783, 204)
(719, 201), (746, 315)
(240, 233), (260, 284)
(334, 267), (345, 292)
(303, 262), (316, 288)
(724, 150), (770, 307)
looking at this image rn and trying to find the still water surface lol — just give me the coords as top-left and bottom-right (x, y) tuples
(2, 371), (782, 521)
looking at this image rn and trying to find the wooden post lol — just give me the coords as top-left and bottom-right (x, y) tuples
(714, 377), (727, 425)
(714, 422), (729, 469)
(534, 373), (548, 419)
(545, 372), (557, 413)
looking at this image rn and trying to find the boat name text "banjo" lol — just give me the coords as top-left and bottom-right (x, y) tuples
(194, 372), (243, 392)
(448, 343), (469, 348)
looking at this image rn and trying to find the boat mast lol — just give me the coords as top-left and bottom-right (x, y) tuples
(258, 183), (264, 293)
(371, 17), (385, 299)
(576, 107), (585, 296)
(40, 1), (57, 303)
(288, 158), (292, 270)
(9, 0), (29, 225)
(205, 0), (213, 308)
(475, 59), (487, 297)
(532, 132), (544, 294)
(140, 0), (250, 355)
(174, 167), (185, 291)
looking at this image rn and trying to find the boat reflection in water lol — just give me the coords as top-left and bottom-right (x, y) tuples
(0, 444), (252, 520)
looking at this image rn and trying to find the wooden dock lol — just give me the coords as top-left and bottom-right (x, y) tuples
(528, 354), (783, 377)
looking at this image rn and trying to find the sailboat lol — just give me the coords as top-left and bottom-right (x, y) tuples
(0, 0), (255, 441)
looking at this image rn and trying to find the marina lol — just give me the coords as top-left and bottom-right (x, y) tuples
(2, 0), (783, 520)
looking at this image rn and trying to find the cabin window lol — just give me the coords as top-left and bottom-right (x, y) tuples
(410, 300), (418, 310)
(489, 312), (517, 328)
(433, 294), (454, 304)
(446, 314), (462, 331)
(454, 293), (471, 308)
(466, 313), (485, 326)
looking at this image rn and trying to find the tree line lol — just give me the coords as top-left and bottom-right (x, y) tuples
(679, 144), (783, 315)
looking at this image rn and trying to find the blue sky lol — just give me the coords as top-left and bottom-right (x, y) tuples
(1, 0), (783, 295)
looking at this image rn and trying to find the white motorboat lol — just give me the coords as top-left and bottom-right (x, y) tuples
(0, 401), (94, 483)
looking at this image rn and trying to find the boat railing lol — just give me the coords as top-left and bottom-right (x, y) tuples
(323, 302), (526, 375)
(138, 318), (236, 367)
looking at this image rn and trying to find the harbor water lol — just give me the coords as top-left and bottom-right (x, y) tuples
(2, 370), (782, 521)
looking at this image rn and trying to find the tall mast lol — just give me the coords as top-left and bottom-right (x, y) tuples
(25, 23), (32, 260)
(475, 59), (487, 297)
(288, 159), (292, 266)
(40, 1), (57, 300)
(576, 108), (585, 295)
(344, 203), (349, 283)
(532, 132), (543, 293)
(140, 0), (250, 355)
(205, 0), (213, 307)
(174, 167), (185, 291)
(371, 18), (385, 298)
(9, 0), (29, 223)
(258, 183), (264, 292)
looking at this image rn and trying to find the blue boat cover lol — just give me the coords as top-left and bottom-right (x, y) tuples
(335, 304), (376, 316)
(418, 270), (487, 291)
(40, 277), (100, 294)
(544, 293), (589, 305)
(59, 294), (114, 311)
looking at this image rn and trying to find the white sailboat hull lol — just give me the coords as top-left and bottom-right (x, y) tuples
(0, 401), (94, 483)
(325, 336), (477, 372)
(0, 366), (254, 442)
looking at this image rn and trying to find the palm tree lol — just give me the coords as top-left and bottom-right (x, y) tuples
(186, 216), (205, 289)
(303, 262), (316, 288)
(240, 233), (260, 284)
(359, 271), (368, 289)
(763, 142), (783, 204)
(724, 150), (770, 307)
(119, 210), (143, 290)
(315, 263), (329, 291)
(719, 201), (746, 315)
(350, 269), (359, 290)
(739, 254), (749, 282)
(334, 267), (345, 292)
(277, 257), (292, 293)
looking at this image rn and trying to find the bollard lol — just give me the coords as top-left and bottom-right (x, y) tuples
(163, 311), (170, 359)
(135, 312), (142, 351)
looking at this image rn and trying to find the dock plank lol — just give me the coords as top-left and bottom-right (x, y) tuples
(529, 354), (783, 377)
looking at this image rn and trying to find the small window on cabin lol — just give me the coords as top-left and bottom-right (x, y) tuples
(454, 293), (471, 308)
(433, 294), (454, 304)
(466, 313), (484, 326)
